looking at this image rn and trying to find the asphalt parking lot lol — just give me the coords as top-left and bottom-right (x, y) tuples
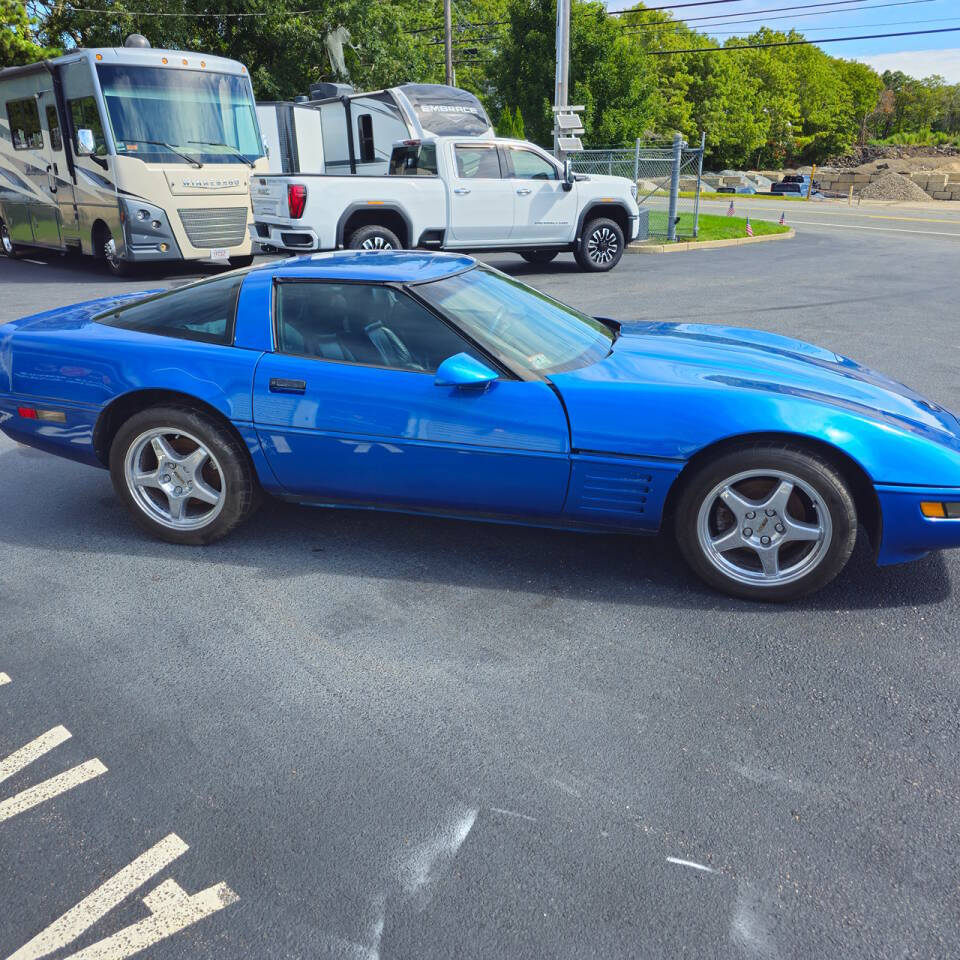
(2, 217), (959, 959)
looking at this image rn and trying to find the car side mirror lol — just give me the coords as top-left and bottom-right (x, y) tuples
(76, 128), (95, 156)
(435, 353), (498, 389)
(562, 158), (574, 192)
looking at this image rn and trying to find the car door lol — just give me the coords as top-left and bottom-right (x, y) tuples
(41, 95), (78, 246)
(505, 145), (577, 244)
(252, 279), (571, 516)
(445, 142), (515, 245)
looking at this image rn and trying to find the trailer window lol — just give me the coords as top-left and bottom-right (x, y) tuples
(68, 97), (107, 156)
(357, 113), (375, 164)
(45, 105), (63, 151)
(6, 99), (43, 151)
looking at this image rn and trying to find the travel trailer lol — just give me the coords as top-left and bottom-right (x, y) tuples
(256, 83), (494, 176)
(0, 37), (267, 274)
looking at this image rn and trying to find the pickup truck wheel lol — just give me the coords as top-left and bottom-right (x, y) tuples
(575, 217), (624, 272)
(348, 225), (402, 251)
(520, 250), (559, 264)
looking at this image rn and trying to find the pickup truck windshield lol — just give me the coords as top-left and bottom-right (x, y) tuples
(415, 266), (614, 375)
(96, 64), (263, 165)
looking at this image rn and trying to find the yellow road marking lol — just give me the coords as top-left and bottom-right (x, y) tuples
(9, 833), (237, 960)
(0, 759), (107, 823)
(0, 726), (72, 785)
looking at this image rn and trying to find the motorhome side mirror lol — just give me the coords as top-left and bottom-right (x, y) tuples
(562, 158), (574, 192)
(76, 129), (95, 156)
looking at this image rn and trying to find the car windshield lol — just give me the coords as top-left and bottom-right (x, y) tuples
(415, 266), (614, 375)
(97, 64), (263, 165)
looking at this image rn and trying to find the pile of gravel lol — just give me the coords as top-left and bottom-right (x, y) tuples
(860, 172), (931, 201)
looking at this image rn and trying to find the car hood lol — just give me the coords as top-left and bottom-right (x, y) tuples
(549, 321), (960, 459)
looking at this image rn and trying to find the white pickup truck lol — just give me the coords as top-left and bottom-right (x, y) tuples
(250, 136), (641, 271)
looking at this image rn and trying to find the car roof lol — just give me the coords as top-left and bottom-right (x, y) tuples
(259, 250), (477, 283)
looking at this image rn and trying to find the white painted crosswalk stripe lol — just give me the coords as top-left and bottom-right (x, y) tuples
(0, 758), (108, 823)
(0, 726), (72, 785)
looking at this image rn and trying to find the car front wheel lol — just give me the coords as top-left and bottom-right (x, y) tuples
(674, 444), (857, 601)
(109, 405), (261, 545)
(575, 217), (624, 272)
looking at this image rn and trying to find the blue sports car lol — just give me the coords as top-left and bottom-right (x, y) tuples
(2, 251), (960, 601)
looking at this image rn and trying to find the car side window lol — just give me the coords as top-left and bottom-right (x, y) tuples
(95, 274), (245, 345)
(454, 144), (502, 180)
(276, 282), (486, 374)
(509, 149), (558, 181)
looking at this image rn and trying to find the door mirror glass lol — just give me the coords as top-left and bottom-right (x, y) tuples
(76, 128), (95, 156)
(435, 352), (498, 388)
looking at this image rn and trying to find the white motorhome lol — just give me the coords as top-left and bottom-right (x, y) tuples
(256, 83), (494, 176)
(0, 38), (268, 275)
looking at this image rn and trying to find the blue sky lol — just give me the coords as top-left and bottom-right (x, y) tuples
(607, 0), (960, 80)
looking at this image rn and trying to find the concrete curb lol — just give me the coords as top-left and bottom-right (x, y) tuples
(627, 228), (796, 254)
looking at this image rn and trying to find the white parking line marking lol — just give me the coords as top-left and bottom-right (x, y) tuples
(666, 856), (716, 874)
(9, 833), (236, 960)
(22, 259), (47, 266)
(0, 759), (107, 823)
(0, 672), (10, 685)
(0, 726), (72, 785)
(771, 219), (960, 238)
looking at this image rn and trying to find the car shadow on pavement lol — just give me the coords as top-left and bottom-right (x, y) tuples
(0, 446), (950, 612)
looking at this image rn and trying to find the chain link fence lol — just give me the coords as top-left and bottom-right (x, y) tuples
(569, 135), (706, 241)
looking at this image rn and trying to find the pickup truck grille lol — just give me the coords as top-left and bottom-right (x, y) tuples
(177, 207), (248, 248)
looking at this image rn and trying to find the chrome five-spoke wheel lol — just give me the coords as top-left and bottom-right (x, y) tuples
(124, 428), (226, 531)
(697, 470), (831, 587)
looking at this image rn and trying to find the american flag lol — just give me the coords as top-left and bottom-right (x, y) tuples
(745, 216), (753, 237)
(779, 211), (786, 225)
(726, 200), (735, 217)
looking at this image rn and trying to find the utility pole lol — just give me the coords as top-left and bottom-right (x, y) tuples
(553, 0), (570, 156)
(444, 0), (455, 86)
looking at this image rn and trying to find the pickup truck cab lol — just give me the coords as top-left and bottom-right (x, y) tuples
(251, 136), (641, 271)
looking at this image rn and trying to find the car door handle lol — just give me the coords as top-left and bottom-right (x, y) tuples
(453, 187), (471, 195)
(516, 187), (532, 195)
(269, 378), (306, 394)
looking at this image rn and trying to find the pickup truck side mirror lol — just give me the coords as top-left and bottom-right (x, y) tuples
(76, 129), (95, 156)
(562, 158), (574, 192)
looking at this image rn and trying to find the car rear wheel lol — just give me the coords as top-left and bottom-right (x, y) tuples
(575, 217), (624, 272)
(109, 405), (261, 545)
(1, 221), (22, 259)
(520, 250), (559, 265)
(348, 225), (402, 251)
(674, 444), (857, 601)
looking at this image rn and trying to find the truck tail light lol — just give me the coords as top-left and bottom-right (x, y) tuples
(287, 183), (307, 220)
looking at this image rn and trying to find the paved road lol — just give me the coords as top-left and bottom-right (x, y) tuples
(1, 227), (959, 960)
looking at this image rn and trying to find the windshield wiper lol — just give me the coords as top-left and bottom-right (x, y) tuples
(188, 140), (256, 168)
(120, 139), (203, 168)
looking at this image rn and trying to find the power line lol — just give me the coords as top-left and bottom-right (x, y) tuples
(648, 23), (960, 53)
(617, 0), (936, 32)
(698, 15), (960, 35)
(610, 0), (930, 21)
(47, 4), (327, 16)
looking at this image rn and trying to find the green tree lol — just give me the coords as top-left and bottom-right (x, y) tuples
(497, 105), (517, 137)
(1, 0), (58, 67)
(513, 104), (525, 138)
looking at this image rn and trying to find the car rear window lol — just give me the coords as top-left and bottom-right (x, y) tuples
(95, 273), (245, 345)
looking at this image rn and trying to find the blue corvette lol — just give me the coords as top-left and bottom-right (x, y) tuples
(2, 251), (960, 600)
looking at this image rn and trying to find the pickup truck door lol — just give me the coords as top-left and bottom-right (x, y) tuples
(252, 279), (571, 516)
(504, 145), (578, 244)
(445, 142), (515, 245)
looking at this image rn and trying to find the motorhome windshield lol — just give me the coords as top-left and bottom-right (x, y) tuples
(96, 64), (263, 164)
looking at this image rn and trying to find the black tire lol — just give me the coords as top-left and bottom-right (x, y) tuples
(520, 250), (559, 265)
(575, 217), (624, 272)
(673, 444), (857, 602)
(348, 224), (402, 251)
(109, 404), (261, 545)
(0, 221), (22, 259)
(97, 226), (133, 277)
(229, 254), (255, 269)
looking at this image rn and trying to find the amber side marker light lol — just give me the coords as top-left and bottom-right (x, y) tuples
(17, 407), (66, 423)
(921, 502), (960, 518)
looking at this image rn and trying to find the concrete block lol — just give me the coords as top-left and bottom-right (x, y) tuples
(933, 191), (952, 199)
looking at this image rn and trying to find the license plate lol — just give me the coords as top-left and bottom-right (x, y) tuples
(209, 247), (230, 262)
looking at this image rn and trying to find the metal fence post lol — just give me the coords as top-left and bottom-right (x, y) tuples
(633, 137), (641, 184)
(667, 131), (682, 243)
(692, 131), (705, 239)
